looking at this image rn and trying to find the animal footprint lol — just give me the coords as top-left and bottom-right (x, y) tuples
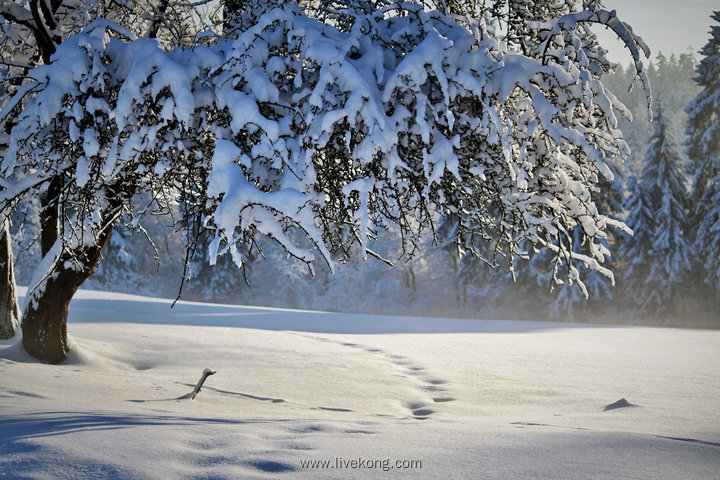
(404, 401), (435, 419)
(365, 348), (384, 353)
(425, 378), (448, 385)
(243, 459), (295, 473)
(412, 408), (434, 418)
(432, 397), (455, 403)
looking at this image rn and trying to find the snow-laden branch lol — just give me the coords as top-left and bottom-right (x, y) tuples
(528, 5), (652, 117)
(0, 1), (649, 290)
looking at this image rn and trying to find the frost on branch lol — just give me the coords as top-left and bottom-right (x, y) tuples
(0, 1), (651, 294)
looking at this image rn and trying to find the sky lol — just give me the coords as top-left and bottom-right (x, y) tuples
(595, 0), (717, 64)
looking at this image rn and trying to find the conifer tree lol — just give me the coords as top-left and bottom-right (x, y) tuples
(686, 11), (720, 296)
(620, 175), (654, 284)
(626, 105), (692, 321)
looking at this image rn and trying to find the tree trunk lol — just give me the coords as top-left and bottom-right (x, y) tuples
(40, 176), (61, 257)
(0, 218), (20, 339)
(21, 220), (116, 363)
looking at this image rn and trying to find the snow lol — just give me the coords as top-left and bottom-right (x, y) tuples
(2, 288), (719, 479)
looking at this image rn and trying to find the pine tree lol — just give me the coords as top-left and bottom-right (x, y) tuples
(693, 185), (720, 315)
(625, 105), (692, 322)
(686, 11), (720, 298)
(620, 175), (653, 282)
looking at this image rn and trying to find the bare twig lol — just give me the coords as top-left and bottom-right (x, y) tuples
(189, 368), (216, 400)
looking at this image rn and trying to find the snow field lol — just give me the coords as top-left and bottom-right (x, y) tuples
(1, 288), (719, 479)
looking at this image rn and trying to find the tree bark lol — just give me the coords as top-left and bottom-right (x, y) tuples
(22, 217), (116, 363)
(0, 218), (20, 339)
(40, 176), (61, 258)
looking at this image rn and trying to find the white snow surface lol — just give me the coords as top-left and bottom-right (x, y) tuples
(1, 288), (719, 479)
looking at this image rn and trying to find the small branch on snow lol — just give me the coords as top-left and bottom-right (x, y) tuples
(185, 368), (216, 400)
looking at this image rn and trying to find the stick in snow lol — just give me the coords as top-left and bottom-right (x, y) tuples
(189, 368), (216, 400)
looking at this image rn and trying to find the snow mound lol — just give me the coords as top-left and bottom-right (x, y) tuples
(604, 397), (637, 411)
(63, 336), (136, 370)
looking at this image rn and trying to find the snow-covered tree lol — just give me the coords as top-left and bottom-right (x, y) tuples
(619, 175), (653, 286)
(623, 105), (692, 321)
(0, 0), (222, 361)
(0, 1), (650, 362)
(686, 11), (720, 295)
(0, 217), (20, 338)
